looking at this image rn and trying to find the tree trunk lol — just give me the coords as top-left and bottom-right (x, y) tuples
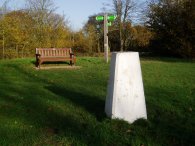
(2, 30), (5, 59)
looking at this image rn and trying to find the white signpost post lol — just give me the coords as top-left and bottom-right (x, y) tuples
(103, 14), (109, 63)
(105, 52), (147, 123)
(96, 14), (117, 63)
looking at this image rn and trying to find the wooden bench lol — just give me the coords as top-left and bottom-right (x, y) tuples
(35, 48), (76, 67)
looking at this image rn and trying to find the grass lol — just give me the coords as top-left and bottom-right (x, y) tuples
(0, 57), (194, 146)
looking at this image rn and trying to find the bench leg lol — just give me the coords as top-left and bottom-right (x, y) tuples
(35, 61), (39, 67)
(38, 61), (42, 68)
(36, 59), (41, 68)
(70, 58), (76, 66)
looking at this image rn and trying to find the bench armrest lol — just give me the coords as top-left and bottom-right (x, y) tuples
(70, 53), (75, 58)
(35, 54), (41, 59)
(36, 54), (41, 56)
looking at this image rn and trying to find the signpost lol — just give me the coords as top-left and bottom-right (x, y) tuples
(104, 14), (109, 63)
(96, 14), (117, 63)
(107, 15), (117, 21)
(96, 15), (117, 22)
(96, 16), (104, 21)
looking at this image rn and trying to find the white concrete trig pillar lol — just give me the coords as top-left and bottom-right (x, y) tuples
(105, 52), (147, 123)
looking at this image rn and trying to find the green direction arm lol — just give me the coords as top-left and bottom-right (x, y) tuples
(107, 15), (117, 21)
(96, 16), (104, 21)
(96, 15), (117, 21)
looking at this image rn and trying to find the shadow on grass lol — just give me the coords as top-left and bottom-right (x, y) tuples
(0, 91), (104, 145)
(3, 62), (106, 121)
(31, 60), (72, 67)
(0, 81), (106, 145)
(0, 63), (108, 145)
(46, 85), (106, 121)
(141, 57), (195, 63)
(144, 85), (195, 146)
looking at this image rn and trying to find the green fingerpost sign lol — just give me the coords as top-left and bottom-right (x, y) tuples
(107, 15), (117, 21)
(96, 15), (117, 21)
(96, 16), (104, 21)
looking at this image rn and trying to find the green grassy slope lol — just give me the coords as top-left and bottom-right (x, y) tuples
(0, 57), (194, 146)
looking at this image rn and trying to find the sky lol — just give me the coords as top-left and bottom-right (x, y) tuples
(55, 0), (111, 31)
(0, 0), (146, 31)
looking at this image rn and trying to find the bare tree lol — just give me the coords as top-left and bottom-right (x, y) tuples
(112, 0), (136, 51)
(25, 0), (56, 13)
(25, 0), (57, 46)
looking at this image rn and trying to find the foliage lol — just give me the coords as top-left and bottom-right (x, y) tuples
(84, 14), (153, 53)
(0, 0), (194, 59)
(83, 14), (105, 53)
(0, 0), (71, 59)
(83, 24), (99, 54)
(0, 11), (33, 58)
(146, 0), (195, 58)
(132, 25), (154, 51)
(111, 0), (136, 51)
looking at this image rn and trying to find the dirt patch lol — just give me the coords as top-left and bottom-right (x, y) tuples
(35, 66), (81, 70)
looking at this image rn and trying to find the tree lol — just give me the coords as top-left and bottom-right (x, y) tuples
(83, 14), (105, 53)
(25, 0), (71, 49)
(0, 10), (35, 58)
(146, 0), (195, 58)
(0, 0), (10, 59)
(47, 13), (71, 48)
(25, 0), (57, 47)
(0, 0), (72, 58)
(83, 12), (151, 53)
(111, 0), (136, 51)
(132, 25), (153, 51)
(83, 24), (100, 54)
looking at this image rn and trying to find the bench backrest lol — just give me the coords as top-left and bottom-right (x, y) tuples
(36, 48), (72, 57)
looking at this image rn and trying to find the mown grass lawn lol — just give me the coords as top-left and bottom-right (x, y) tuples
(0, 57), (194, 146)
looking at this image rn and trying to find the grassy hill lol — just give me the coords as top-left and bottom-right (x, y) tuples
(0, 57), (194, 146)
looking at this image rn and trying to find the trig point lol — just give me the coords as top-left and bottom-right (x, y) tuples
(105, 52), (147, 123)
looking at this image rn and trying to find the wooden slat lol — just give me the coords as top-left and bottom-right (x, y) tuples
(42, 49), (44, 56)
(60, 50), (64, 56)
(45, 49), (48, 56)
(36, 48), (72, 57)
(61, 49), (64, 56)
(48, 49), (51, 56)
